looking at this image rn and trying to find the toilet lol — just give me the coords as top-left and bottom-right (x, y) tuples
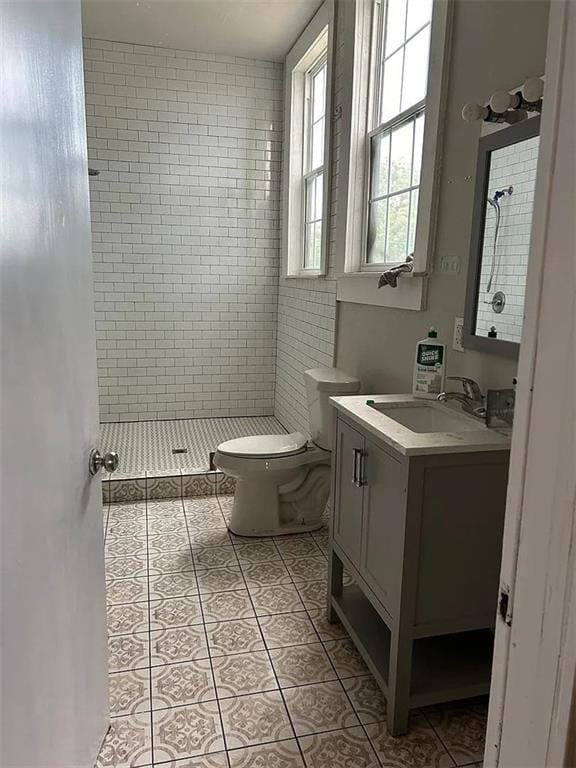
(214, 368), (361, 537)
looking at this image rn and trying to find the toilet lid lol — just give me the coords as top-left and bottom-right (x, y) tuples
(217, 432), (307, 458)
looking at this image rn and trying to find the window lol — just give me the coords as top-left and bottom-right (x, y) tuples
(336, 0), (450, 309)
(303, 56), (327, 270)
(365, 0), (433, 267)
(283, 0), (333, 278)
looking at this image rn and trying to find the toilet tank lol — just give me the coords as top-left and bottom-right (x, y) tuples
(304, 368), (361, 450)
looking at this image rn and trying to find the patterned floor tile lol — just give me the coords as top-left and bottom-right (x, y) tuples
(196, 566), (245, 594)
(149, 571), (198, 600)
(228, 739), (305, 767)
(307, 608), (348, 641)
(108, 503), (147, 521)
(274, 536), (323, 559)
(240, 560), (291, 588)
(149, 549), (195, 575)
(269, 643), (336, 688)
(185, 497), (222, 514)
(248, 584), (304, 616)
(151, 659), (215, 709)
(147, 499), (185, 515)
(193, 545), (239, 570)
(108, 602), (149, 636)
(106, 554), (149, 581)
(190, 528), (234, 549)
(212, 650), (278, 698)
(150, 626), (209, 665)
(284, 556), (328, 584)
(186, 513), (227, 531)
(147, 515), (188, 535)
(96, 713), (152, 768)
(299, 727), (380, 768)
(109, 669), (151, 716)
(169, 754), (228, 768)
(200, 589), (256, 623)
(149, 595), (203, 630)
(258, 611), (317, 649)
(324, 638), (368, 678)
(233, 541), (280, 564)
(423, 701), (487, 765)
(107, 577), (148, 605)
(342, 675), (387, 724)
(205, 618), (265, 657)
(148, 531), (191, 554)
(366, 716), (456, 767)
(108, 632), (149, 673)
(107, 517), (147, 538)
(283, 680), (359, 736)
(295, 581), (327, 610)
(152, 701), (225, 762)
(105, 535), (147, 559)
(220, 691), (293, 749)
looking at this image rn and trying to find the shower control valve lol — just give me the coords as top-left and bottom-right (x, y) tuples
(89, 448), (119, 475)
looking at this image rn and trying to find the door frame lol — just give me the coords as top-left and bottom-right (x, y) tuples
(485, 1), (576, 764)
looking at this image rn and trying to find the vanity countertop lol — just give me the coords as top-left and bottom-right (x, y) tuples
(330, 393), (512, 456)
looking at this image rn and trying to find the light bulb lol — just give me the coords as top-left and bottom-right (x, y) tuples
(489, 90), (519, 114)
(522, 76), (544, 103)
(461, 102), (489, 122)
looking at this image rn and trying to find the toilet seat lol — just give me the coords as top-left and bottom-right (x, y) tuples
(217, 432), (307, 459)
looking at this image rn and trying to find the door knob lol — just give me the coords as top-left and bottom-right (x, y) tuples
(89, 449), (119, 475)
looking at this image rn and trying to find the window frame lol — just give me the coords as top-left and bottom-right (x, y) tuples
(302, 53), (328, 272)
(282, 0), (334, 279)
(335, 0), (452, 309)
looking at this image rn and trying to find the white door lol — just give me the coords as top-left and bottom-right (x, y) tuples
(0, 1), (110, 766)
(484, 1), (576, 765)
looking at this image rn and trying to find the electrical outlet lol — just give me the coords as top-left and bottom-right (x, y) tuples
(441, 254), (461, 275)
(453, 316), (464, 352)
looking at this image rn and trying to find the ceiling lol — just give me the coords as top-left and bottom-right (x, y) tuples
(81, 0), (323, 62)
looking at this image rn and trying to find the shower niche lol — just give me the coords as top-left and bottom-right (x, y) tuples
(464, 116), (540, 357)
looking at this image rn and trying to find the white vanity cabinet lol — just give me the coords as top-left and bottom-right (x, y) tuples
(328, 410), (510, 736)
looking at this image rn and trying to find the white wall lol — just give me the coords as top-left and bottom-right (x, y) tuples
(335, 0), (549, 394)
(476, 134), (540, 343)
(84, 39), (283, 422)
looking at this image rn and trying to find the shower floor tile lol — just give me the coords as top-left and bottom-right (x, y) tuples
(101, 416), (286, 474)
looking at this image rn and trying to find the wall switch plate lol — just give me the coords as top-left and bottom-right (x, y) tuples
(441, 254), (461, 275)
(453, 316), (464, 352)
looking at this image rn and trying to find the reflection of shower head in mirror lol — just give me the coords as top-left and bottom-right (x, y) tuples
(485, 187), (513, 292)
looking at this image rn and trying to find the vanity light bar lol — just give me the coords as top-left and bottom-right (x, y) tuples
(462, 77), (544, 124)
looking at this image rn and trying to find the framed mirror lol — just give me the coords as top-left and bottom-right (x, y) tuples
(464, 116), (541, 357)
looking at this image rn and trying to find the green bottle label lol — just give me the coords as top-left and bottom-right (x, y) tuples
(417, 344), (444, 368)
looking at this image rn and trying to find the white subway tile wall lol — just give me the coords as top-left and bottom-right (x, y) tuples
(476, 135), (539, 344)
(273, 18), (343, 435)
(84, 39), (283, 422)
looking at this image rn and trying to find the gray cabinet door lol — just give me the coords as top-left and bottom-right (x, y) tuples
(360, 439), (406, 617)
(333, 419), (365, 565)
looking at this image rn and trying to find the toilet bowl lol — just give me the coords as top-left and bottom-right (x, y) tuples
(214, 368), (361, 537)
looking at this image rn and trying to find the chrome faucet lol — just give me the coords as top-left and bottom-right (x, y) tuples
(438, 376), (486, 419)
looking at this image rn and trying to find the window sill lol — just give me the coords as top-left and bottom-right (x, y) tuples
(284, 270), (326, 279)
(336, 272), (427, 310)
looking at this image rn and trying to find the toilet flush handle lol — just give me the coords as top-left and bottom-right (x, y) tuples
(89, 448), (119, 475)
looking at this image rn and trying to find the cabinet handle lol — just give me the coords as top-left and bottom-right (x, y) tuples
(359, 451), (367, 486)
(352, 448), (365, 487)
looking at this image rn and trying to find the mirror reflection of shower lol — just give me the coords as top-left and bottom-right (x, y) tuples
(485, 186), (513, 304)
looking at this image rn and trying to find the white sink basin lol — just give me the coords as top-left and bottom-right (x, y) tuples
(370, 403), (484, 433)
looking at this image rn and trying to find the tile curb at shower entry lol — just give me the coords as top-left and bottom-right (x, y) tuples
(102, 471), (236, 504)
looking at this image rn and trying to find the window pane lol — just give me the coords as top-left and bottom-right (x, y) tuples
(367, 199), (388, 264)
(314, 173), (324, 220)
(380, 48), (403, 123)
(412, 112), (425, 185)
(408, 188), (419, 253)
(305, 176), (315, 222)
(406, 0), (432, 37)
(384, 0), (408, 56)
(386, 192), (410, 262)
(401, 25), (430, 111)
(304, 221), (322, 269)
(313, 64), (326, 121)
(311, 117), (325, 169)
(389, 121), (413, 193)
(371, 131), (390, 199)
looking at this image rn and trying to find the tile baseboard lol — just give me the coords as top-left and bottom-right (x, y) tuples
(102, 470), (236, 504)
